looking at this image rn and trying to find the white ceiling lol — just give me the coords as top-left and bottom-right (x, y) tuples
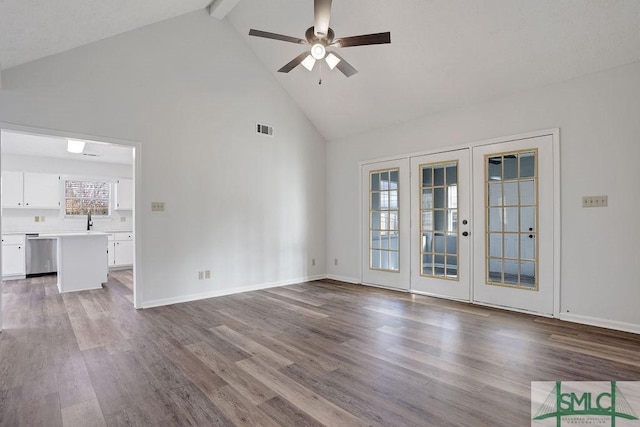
(0, 0), (210, 70)
(1, 1), (640, 141)
(227, 0), (640, 140)
(1, 131), (134, 165)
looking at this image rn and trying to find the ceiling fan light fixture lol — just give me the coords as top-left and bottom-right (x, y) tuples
(67, 139), (86, 154)
(310, 43), (326, 60)
(325, 52), (341, 70)
(301, 55), (316, 71)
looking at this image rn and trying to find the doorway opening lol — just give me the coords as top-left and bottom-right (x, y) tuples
(0, 126), (140, 328)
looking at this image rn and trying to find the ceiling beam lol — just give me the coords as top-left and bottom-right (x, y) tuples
(207, 0), (241, 20)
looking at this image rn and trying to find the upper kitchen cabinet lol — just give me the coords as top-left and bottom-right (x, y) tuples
(115, 178), (133, 210)
(1, 171), (24, 207)
(1, 172), (61, 209)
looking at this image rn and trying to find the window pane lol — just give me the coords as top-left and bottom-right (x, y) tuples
(389, 170), (398, 190)
(520, 180), (535, 205)
(520, 153), (535, 178)
(445, 165), (457, 185)
(434, 210), (445, 231)
(504, 233), (518, 259)
(371, 173), (380, 191)
(503, 155), (518, 180)
(504, 207), (518, 232)
(422, 189), (433, 209)
(434, 188), (445, 209)
(488, 157), (502, 180)
(422, 167), (432, 186)
(503, 182), (518, 205)
(434, 166), (445, 186)
(488, 183), (502, 206)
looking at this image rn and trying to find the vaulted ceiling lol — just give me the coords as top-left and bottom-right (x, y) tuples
(2, 0), (640, 141)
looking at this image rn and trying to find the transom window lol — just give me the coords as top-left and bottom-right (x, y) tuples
(369, 169), (399, 272)
(65, 179), (110, 216)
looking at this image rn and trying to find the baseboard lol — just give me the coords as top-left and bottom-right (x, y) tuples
(141, 274), (327, 309)
(559, 313), (640, 335)
(325, 274), (360, 285)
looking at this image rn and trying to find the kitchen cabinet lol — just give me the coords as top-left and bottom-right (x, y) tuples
(115, 179), (133, 210)
(1, 172), (60, 209)
(2, 234), (26, 277)
(1, 172), (24, 207)
(108, 232), (134, 267)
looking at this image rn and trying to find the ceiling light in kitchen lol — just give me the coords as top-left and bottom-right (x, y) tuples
(67, 139), (86, 153)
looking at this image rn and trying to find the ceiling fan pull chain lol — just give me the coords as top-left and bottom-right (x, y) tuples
(318, 60), (323, 85)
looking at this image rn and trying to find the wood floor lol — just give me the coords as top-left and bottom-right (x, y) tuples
(1, 273), (639, 426)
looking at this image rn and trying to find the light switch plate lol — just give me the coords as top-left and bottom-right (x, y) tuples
(151, 202), (165, 212)
(582, 195), (608, 208)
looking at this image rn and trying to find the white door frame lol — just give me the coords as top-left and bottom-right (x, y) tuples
(359, 128), (561, 317)
(0, 122), (143, 331)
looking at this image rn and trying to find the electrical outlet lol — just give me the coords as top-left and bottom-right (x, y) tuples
(151, 202), (165, 212)
(40, 216), (45, 222)
(205, 270), (211, 279)
(312, 258), (316, 266)
(34, 216), (40, 222)
(334, 258), (338, 266)
(198, 271), (204, 280)
(582, 195), (608, 208)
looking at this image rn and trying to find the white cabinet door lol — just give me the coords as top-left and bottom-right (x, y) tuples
(2, 244), (25, 276)
(114, 240), (134, 266)
(115, 179), (133, 210)
(107, 237), (115, 266)
(1, 171), (24, 207)
(23, 173), (60, 208)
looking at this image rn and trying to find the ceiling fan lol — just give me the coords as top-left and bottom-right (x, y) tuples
(248, 0), (391, 80)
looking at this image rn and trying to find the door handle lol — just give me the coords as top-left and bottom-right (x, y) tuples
(462, 231), (469, 237)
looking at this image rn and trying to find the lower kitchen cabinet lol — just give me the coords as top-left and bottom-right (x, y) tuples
(2, 234), (26, 277)
(107, 232), (134, 268)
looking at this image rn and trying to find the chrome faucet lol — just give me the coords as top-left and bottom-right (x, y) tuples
(87, 212), (93, 231)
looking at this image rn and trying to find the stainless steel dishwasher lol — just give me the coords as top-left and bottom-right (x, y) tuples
(26, 234), (58, 276)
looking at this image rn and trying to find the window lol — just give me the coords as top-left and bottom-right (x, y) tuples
(65, 179), (110, 216)
(369, 169), (400, 272)
(420, 161), (459, 279)
(485, 150), (538, 289)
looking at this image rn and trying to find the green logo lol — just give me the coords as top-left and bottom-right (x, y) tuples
(532, 381), (639, 427)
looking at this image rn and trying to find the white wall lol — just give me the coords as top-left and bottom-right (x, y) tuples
(0, 10), (327, 306)
(327, 60), (640, 330)
(2, 153), (133, 233)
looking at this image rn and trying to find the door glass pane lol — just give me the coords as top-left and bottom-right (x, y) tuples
(520, 180), (535, 205)
(503, 155), (518, 180)
(420, 161), (459, 279)
(484, 150), (538, 289)
(434, 166), (445, 186)
(489, 208), (502, 232)
(503, 182), (518, 206)
(504, 207), (518, 232)
(488, 258), (502, 282)
(369, 169), (400, 272)
(520, 153), (535, 178)
(520, 233), (535, 260)
(488, 183), (502, 206)
(434, 210), (445, 231)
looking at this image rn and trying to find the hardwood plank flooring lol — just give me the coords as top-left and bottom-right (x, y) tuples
(2, 272), (640, 426)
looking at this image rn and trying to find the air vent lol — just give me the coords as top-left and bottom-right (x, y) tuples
(82, 153), (100, 157)
(256, 123), (274, 137)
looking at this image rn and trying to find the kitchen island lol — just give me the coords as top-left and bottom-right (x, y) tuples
(39, 232), (108, 293)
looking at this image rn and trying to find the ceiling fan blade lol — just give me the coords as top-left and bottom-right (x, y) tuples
(249, 29), (306, 44)
(333, 32), (391, 48)
(314, 0), (332, 38)
(278, 52), (311, 73)
(329, 52), (358, 77)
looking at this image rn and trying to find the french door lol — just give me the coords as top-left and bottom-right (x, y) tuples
(361, 159), (410, 290)
(410, 150), (471, 300)
(472, 135), (555, 315)
(360, 133), (556, 316)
